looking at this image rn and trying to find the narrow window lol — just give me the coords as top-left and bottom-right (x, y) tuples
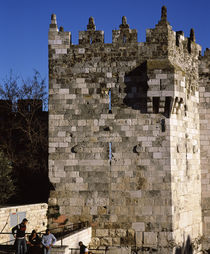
(161, 119), (166, 132)
(109, 142), (112, 162)
(123, 35), (126, 43)
(109, 89), (112, 114)
(28, 104), (31, 112)
(90, 37), (92, 44)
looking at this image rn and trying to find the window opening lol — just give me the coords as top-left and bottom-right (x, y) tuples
(90, 37), (92, 44)
(109, 142), (112, 163)
(123, 35), (126, 43)
(161, 119), (166, 132)
(153, 97), (160, 113)
(109, 89), (112, 114)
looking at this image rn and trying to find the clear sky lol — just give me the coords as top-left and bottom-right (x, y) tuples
(0, 0), (209, 81)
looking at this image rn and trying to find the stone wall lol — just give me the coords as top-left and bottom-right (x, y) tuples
(199, 49), (210, 249)
(48, 6), (203, 253)
(0, 203), (48, 244)
(55, 227), (91, 250)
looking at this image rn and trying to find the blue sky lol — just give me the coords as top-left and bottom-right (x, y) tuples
(0, 0), (210, 81)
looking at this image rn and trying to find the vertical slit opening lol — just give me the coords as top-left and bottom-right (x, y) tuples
(153, 97), (160, 113)
(109, 89), (112, 114)
(123, 35), (126, 43)
(161, 119), (166, 132)
(165, 97), (172, 117)
(109, 142), (112, 165)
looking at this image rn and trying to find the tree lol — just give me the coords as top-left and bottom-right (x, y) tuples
(0, 70), (49, 204)
(0, 149), (15, 204)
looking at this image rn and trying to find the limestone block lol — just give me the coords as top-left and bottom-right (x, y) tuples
(76, 78), (85, 83)
(116, 229), (127, 237)
(59, 89), (69, 94)
(96, 229), (109, 237)
(148, 79), (160, 85)
(100, 237), (112, 246)
(55, 49), (67, 54)
(106, 247), (130, 254)
(144, 232), (158, 246)
(135, 232), (143, 246)
(132, 222), (145, 231)
(110, 215), (118, 222)
(89, 237), (100, 248)
(68, 206), (82, 215)
(112, 237), (121, 246)
(109, 229), (116, 237)
(156, 74), (167, 79)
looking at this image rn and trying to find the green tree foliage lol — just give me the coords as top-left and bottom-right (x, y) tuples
(0, 150), (15, 204)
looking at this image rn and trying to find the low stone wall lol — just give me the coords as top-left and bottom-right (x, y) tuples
(51, 246), (69, 254)
(54, 227), (91, 253)
(0, 203), (48, 244)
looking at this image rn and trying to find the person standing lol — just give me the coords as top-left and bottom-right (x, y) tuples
(78, 241), (88, 254)
(41, 229), (56, 254)
(12, 218), (28, 254)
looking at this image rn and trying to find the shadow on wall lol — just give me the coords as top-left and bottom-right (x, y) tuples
(123, 62), (148, 113)
(175, 236), (193, 254)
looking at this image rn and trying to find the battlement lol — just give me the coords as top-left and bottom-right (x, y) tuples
(48, 6), (201, 118)
(49, 6), (201, 58)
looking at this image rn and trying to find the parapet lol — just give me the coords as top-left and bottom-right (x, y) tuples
(48, 14), (137, 47)
(48, 6), (201, 63)
(78, 15), (137, 45)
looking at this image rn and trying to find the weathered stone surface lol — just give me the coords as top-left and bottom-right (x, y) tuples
(48, 5), (210, 254)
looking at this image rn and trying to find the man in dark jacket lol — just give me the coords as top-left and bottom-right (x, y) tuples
(12, 218), (28, 254)
(79, 241), (88, 254)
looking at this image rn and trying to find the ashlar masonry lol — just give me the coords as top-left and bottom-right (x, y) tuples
(48, 6), (210, 253)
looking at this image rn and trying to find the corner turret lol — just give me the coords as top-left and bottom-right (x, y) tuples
(146, 6), (201, 116)
(48, 14), (71, 56)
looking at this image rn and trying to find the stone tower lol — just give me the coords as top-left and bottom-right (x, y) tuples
(199, 48), (210, 250)
(48, 6), (210, 253)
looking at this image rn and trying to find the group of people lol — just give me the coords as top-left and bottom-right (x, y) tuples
(11, 218), (91, 254)
(11, 218), (56, 254)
